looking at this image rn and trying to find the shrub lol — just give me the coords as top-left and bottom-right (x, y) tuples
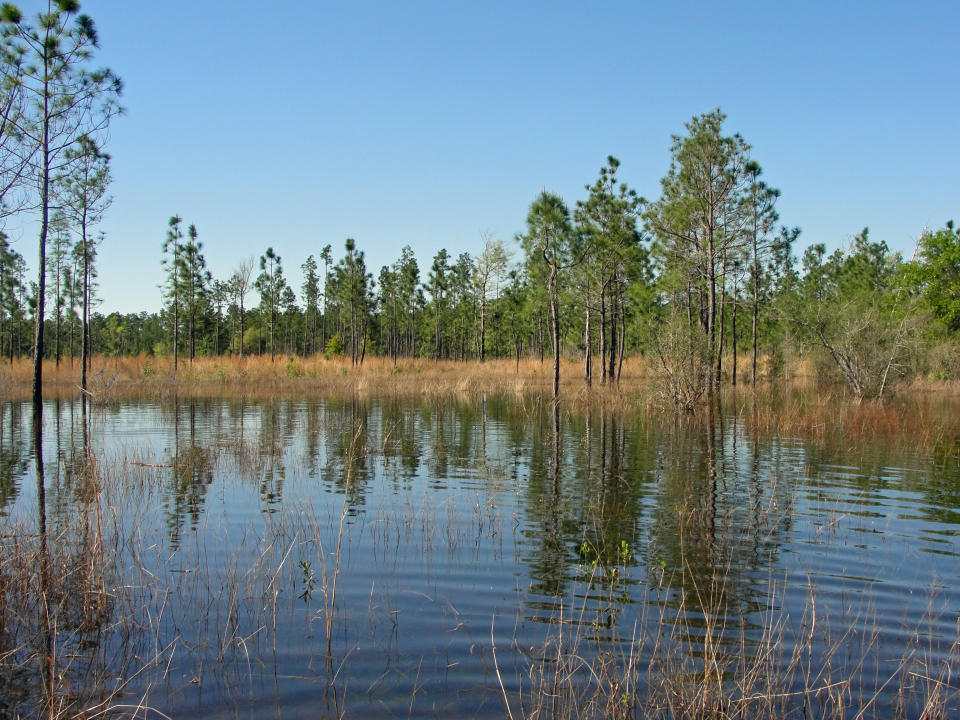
(324, 334), (345, 360)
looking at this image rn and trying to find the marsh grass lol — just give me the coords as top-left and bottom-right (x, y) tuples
(734, 388), (960, 454)
(0, 354), (649, 402)
(5, 354), (960, 458)
(502, 529), (960, 720)
(1, 394), (959, 718)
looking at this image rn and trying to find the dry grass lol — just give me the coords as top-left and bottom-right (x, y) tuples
(505, 566), (960, 720)
(0, 353), (652, 401)
(7, 350), (960, 403)
(4, 353), (960, 456)
(733, 387), (960, 454)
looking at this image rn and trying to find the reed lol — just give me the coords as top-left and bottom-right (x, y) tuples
(504, 591), (960, 718)
(0, 353), (653, 401)
(2, 384), (960, 717)
(1, 410), (958, 719)
(734, 387), (960, 454)
(498, 526), (960, 720)
(7, 350), (960, 404)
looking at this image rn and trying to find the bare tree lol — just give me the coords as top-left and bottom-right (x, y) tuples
(473, 231), (510, 362)
(230, 257), (255, 356)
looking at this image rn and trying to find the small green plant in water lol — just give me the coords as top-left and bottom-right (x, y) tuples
(580, 541), (600, 572)
(298, 560), (314, 604)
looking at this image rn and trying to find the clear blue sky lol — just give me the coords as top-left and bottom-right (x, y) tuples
(8, 0), (958, 314)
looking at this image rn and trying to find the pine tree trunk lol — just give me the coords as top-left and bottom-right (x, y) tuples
(732, 291), (738, 386)
(479, 298), (486, 362)
(548, 265), (560, 401)
(599, 286), (607, 383)
(716, 254), (726, 387)
(584, 301), (591, 384)
(33, 68), (51, 408)
(607, 286), (617, 381)
(81, 226), (89, 393)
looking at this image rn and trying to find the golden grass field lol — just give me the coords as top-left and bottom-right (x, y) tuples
(0, 353), (650, 400)
(3, 353), (960, 452)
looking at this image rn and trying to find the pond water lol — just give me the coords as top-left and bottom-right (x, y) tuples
(1, 395), (959, 718)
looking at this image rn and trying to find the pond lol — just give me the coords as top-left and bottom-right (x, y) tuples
(0, 395), (958, 718)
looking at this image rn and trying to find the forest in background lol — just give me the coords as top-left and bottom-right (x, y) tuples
(0, 4), (956, 407)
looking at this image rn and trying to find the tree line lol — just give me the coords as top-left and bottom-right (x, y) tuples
(0, 7), (955, 407)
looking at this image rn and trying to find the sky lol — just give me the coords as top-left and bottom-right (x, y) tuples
(5, 0), (958, 314)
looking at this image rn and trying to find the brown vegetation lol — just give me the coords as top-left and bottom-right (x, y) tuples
(0, 353), (651, 401)
(4, 353), (960, 456)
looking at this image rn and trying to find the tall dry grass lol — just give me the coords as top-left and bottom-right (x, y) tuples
(0, 353), (652, 401)
(502, 566), (960, 719)
(734, 387), (960, 454)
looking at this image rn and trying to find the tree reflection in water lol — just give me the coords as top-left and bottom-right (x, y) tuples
(0, 393), (955, 718)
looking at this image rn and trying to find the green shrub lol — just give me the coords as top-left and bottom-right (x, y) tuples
(285, 356), (303, 378)
(324, 334), (345, 359)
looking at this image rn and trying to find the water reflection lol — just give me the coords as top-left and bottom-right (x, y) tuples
(0, 403), (26, 512)
(0, 394), (957, 717)
(0, 399), (119, 717)
(164, 399), (214, 549)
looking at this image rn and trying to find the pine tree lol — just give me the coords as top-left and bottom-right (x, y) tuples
(161, 215), (184, 371)
(1, 0), (121, 406)
(59, 134), (110, 390)
(255, 247), (285, 361)
(521, 191), (578, 400)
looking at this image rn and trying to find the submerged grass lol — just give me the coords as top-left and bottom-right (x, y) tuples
(2, 375), (960, 716)
(0, 397), (958, 718)
(734, 387), (960, 455)
(504, 569), (960, 720)
(5, 353), (960, 451)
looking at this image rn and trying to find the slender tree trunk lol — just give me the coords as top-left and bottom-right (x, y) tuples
(599, 286), (607, 383)
(607, 285), (617, 381)
(54, 259), (61, 368)
(172, 293), (179, 372)
(548, 265), (560, 401)
(616, 300), (626, 383)
(68, 266), (75, 367)
(584, 301), (591, 384)
(33, 59), (51, 408)
(359, 319), (366, 366)
(538, 312), (544, 364)
(716, 252), (727, 387)
(479, 297), (486, 362)
(707, 229), (717, 392)
(434, 302), (441, 361)
(270, 303), (276, 362)
(238, 298), (244, 358)
(81, 219), (89, 393)
(732, 291), (738, 387)
(751, 179), (760, 386)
